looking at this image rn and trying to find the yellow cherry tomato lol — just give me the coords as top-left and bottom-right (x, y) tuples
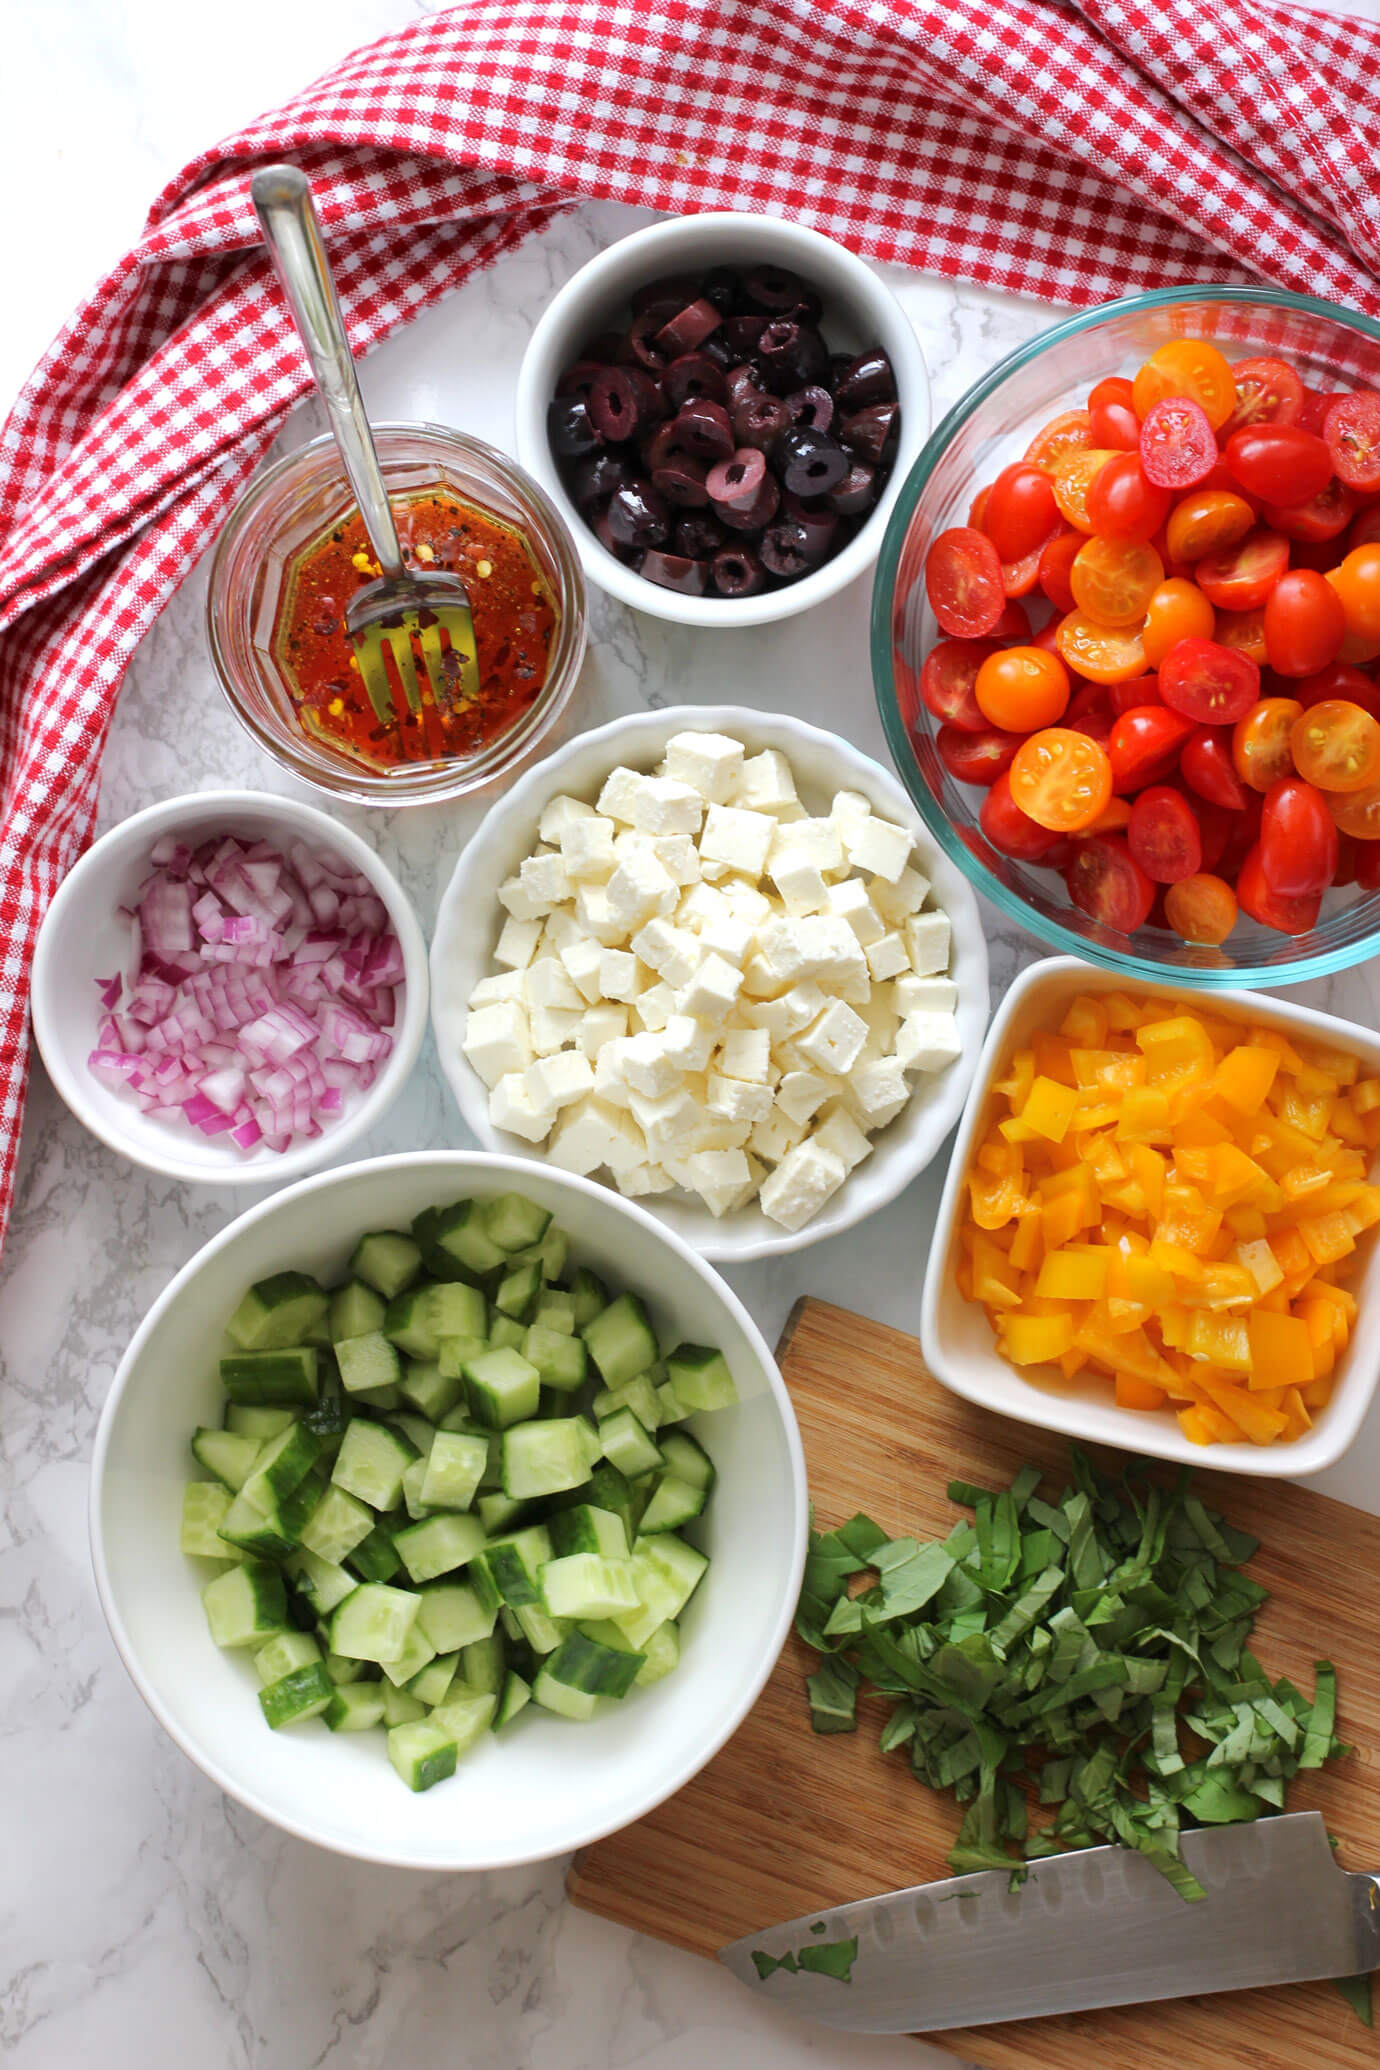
(1056, 612), (1149, 684)
(1165, 489), (1255, 563)
(1070, 537), (1164, 629)
(1329, 782), (1380, 840)
(1232, 697), (1301, 791)
(1141, 578), (1215, 665)
(975, 646), (1070, 731)
(1330, 545), (1380, 642)
(1290, 699), (1380, 792)
(1009, 728), (1114, 831)
(1052, 448), (1120, 533)
(1132, 338), (1237, 430)
(1024, 409), (1092, 473)
(1164, 873), (1239, 946)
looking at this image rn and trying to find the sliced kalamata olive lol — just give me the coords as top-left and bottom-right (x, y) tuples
(759, 520), (813, 580)
(743, 264), (821, 321)
(699, 332), (735, 371)
(830, 459), (878, 516)
(627, 308), (672, 371)
(840, 402), (899, 464)
(834, 349), (897, 409)
(705, 446), (768, 511)
(607, 478), (670, 550)
(588, 366), (663, 443)
(555, 359), (604, 400)
(757, 319), (829, 395)
(645, 418), (694, 471)
(712, 545), (767, 597)
(785, 384), (834, 433)
(700, 265), (743, 314)
(732, 389), (791, 452)
(715, 473), (780, 532)
(571, 451), (634, 507)
(675, 512), (728, 559)
(783, 491), (839, 560)
(547, 395), (602, 460)
(663, 352), (728, 409)
(721, 314), (766, 360)
(592, 505), (638, 564)
(577, 329), (626, 366)
(654, 298), (723, 358)
(673, 398), (734, 462)
(638, 550), (710, 596)
(631, 272), (702, 314)
(652, 456), (709, 508)
(774, 424), (849, 496)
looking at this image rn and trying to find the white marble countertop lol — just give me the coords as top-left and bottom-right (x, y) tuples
(5, 6), (1380, 2066)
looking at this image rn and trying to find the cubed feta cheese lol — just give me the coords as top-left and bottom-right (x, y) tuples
(688, 1148), (753, 1218)
(847, 1055), (910, 1129)
(517, 850), (573, 912)
(829, 788), (872, 832)
(538, 794), (596, 843)
(607, 846), (677, 930)
(663, 730), (745, 803)
(619, 1031), (684, 1100)
(742, 980), (828, 1042)
(528, 1005), (583, 1056)
(759, 1139), (847, 1231)
(741, 954), (786, 1000)
(629, 1084), (703, 1159)
(893, 974), (958, 1016)
(769, 850), (829, 916)
(661, 1015), (716, 1072)
(573, 884), (627, 946)
(873, 865), (932, 922)
(676, 950), (743, 1022)
(595, 766), (646, 823)
(593, 1040), (634, 1110)
(707, 1073), (774, 1124)
(560, 816), (617, 882)
(717, 1025), (771, 1082)
(541, 908), (583, 955)
(650, 834), (701, 886)
(749, 1106), (808, 1165)
(904, 910), (951, 976)
(699, 803), (774, 882)
(719, 881), (773, 929)
(811, 1103), (873, 1173)
(756, 915), (868, 994)
(675, 882), (723, 933)
(626, 774), (704, 837)
(468, 969), (525, 1007)
(631, 918), (700, 990)
(558, 937), (604, 1005)
(795, 1000), (869, 1075)
(524, 956), (583, 1011)
(865, 931), (910, 982)
(772, 818), (843, 875)
(825, 877), (886, 947)
(897, 1009), (962, 1074)
(574, 1002), (628, 1059)
(615, 1162), (676, 1197)
(489, 1072), (556, 1144)
(775, 1069), (833, 1126)
(497, 873), (547, 923)
(597, 948), (645, 1002)
(462, 1000), (532, 1088)
(699, 907), (753, 967)
(494, 915), (542, 970)
(546, 1094), (645, 1175)
(525, 1050), (595, 1112)
(634, 981), (677, 1033)
(732, 748), (798, 817)
(842, 814), (915, 883)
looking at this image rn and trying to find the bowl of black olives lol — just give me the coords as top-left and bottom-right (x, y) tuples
(515, 213), (930, 625)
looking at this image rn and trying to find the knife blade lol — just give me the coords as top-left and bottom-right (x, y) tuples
(718, 1813), (1380, 2033)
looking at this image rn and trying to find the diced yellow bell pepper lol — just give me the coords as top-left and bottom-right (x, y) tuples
(1293, 1060), (1340, 1099)
(996, 1047), (1036, 1105)
(1109, 1248), (1174, 1306)
(1060, 995), (1109, 1045)
(1204, 1143), (1272, 1207)
(1307, 1278), (1357, 1327)
(1235, 1237), (1284, 1296)
(1137, 1015), (1216, 1093)
(1301, 1373), (1335, 1408)
(1331, 1100), (1366, 1146)
(1156, 1182), (1223, 1254)
(1116, 1087), (1173, 1145)
(1177, 1405), (1221, 1446)
(1299, 1213), (1355, 1266)
(1073, 1316), (1176, 1389)
(1149, 1238), (1205, 1283)
(1185, 1312), (1251, 1372)
(1299, 1299), (1338, 1379)
(1126, 1143), (1166, 1219)
(1345, 1185), (1380, 1236)
(968, 1170), (1028, 1231)
(1035, 1248), (1108, 1301)
(1301, 1042), (1359, 1088)
(1277, 1087), (1335, 1142)
(1352, 1077), (1380, 1116)
(1246, 1309), (1313, 1390)
(1003, 1311), (1076, 1366)
(972, 1234), (1023, 1310)
(1008, 1210), (1042, 1273)
(1021, 1074), (1078, 1143)
(1071, 1048), (1142, 1092)
(1058, 1347), (1089, 1381)
(1183, 1263), (1258, 1312)
(1268, 1226), (1314, 1292)
(1196, 1374), (1287, 1445)
(1281, 1387), (1313, 1440)
(1031, 1034), (1077, 1086)
(1103, 991), (1146, 1032)
(1115, 1372), (1166, 1411)
(1213, 1044), (1280, 1115)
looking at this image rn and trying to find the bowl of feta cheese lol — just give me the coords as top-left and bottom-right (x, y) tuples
(430, 707), (989, 1260)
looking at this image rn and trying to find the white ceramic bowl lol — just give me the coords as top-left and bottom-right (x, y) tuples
(91, 1151), (807, 1869)
(31, 790), (428, 1186)
(515, 212), (930, 627)
(922, 956), (1380, 1477)
(431, 705), (989, 1262)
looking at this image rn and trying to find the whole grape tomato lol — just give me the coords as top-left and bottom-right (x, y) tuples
(936, 722), (1022, 786)
(1224, 425), (1333, 505)
(1237, 844), (1322, 935)
(1261, 568), (1347, 677)
(1085, 453), (1171, 542)
(1141, 578), (1215, 666)
(1180, 726), (1248, 810)
(982, 463), (1060, 562)
(1259, 777), (1338, 896)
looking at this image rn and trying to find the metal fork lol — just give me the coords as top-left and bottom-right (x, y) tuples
(250, 164), (481, 733)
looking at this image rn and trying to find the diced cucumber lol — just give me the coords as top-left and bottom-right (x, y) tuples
(539, 1554), (640, 1621)
(218, 1473), (320, 1558)
(486, 1192), (553, 1253)
(383, 1285), (440, 1361)
(550, 1504), (629, 1560)
(259, 1662), (334, 1728)
(286, 1546), (358, 1616)
(428, 1690), (496, 1756)
(225, 1271), (329, 1352)
(569, 1268), (608, 1331)
(430, 1199), (507, 1278)
(254, 1630), (321, 1685)
(597, 1407), (662, 1480)
(393, 1512), (487, 1584)
(522, 1324), (587, 1393)
(388, 1720), (458, 1791)
(351, 1383), (401, 1410)
(533, 1290), (576, 1336)
(495, 1261), (541, 1321)
(400, 1456), (432, 1521)
(638, 1474), (708, 1534)
(664, 1343), (739, 1412)
(464, 1348), (541, 1430)
(336, 1331), (403, 1396)
(429, 1282), (488, 1340)
(470, 1524), (553, 1610)
(299, 1484), (374, 1565)
(304, 1315), (332, 1347)
(220, 1347), (319, 1407)
(592, 1375), (662, 1433)
(459, 1631), (506, 1694)
(325, 1682), (387, 1731)
(408, 1651), (459, 1706)
(532, 1668), (599, 1721)
(502, 1417), (600, 1500)
(583, 1464), (636, 1547)
(580, 1618), (680, 1687)
(225, 1405), (296, 1441)
(331, 1420), (417, 1510)
(191, 1427), (261, 1492)
(329, 1583), (422, 1664)
(420, 1432), (488, 1512)
(544, 1629), (645, 1700)
(398, 1360), (465, 1422)
(348, 1524), (401, 1584)
(477, 1492), (529, 1536)
(381, 1681), (428, 1726)
(515, 1604), (570, 1655)
(486, 1316), (527, 1354)
(658, 1429), (716, 1493)
(329, 1280), (387, 1343)
(390, 1411), (437, 1456)
(350, 1229), (423, 1300)
(516, 1225), (569, 1283)
(302, 1372), (349, 1445)
(240, 1422), (322, 1514)
(416, 1583), (496, 1654)
(324, 1650), (369, 1685)
(181, 1482), (243, 1560)
(655, 1381), (691, 1426)
(379, 1622), (438, 1689)
(438, 1333), (490, 1380)
(615, 1534), (709, 1648)
(203, 1560), (288, 1647)
(494, 1670), (532, 1729)
(583, 1293), (658, 1388)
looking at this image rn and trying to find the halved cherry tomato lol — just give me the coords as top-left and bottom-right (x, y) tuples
(1109, 673), (1162, 717)
(1181, 727), (1248, 810)
(1141, 578), (1215, 666)
(1070, 536), (1163, 628)
(1085, 454), (1171, 542)
(920, 638), (997, 731)
(1107, 706), (1196, 793)
(1052, 448), (1120, 532)
(1261, 478), (1356, 543)
(968, 485), (991, 529)
(1009, 728), (1114, 831)
(1290, 699), (1380, 792)
(1139, 396), (1218, 489)
(1086, 795), (1133, 833)
(1295, 661), (1380, 720)
(1128, 785), (1203, 883)
(1232, 698), (1301, 792)
(1038, 529), (1083, 613)
(1195, 528), (1290, 612)
(1225, 358), (1304, 434)
(1024, 410), (1092, 473)
(1190, 799), (1237, 873)
(1215, 608), (1268, 665)
(983, 463), (1061, 562)
(974, 646), (1069, 732)
(936, 722), (1022, 786)
(1055, 612), (1148, 684)
(1164, 871), (1239, 944)
(1331, 783), (1380, 841)
(979, 771), (1063, 859)
(1224, 425), (1333, 505)
(1325, 393), (1380, 493)
(1001, 550), (1043, 599)
(1088, 376), (1141, 451)
(1159, 637), (1260, 723)
(991, 598), (1033, 640)
(1064, 834), (1157, 931)
(1237, 844), (1322, 934)
(926, 528), (1006, 637)
(1297, 390), (1347, 437)
(1262, 568), (1347, 677)
(1260, 777), (1338, 896)
(1164, 489), (1255, 563)
(1132, 339), (1237, 430)
(1330, 546), (1380, 641)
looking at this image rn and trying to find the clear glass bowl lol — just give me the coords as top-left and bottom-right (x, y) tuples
(207, 423), (588, 807)
(872, 287), (1380, 989)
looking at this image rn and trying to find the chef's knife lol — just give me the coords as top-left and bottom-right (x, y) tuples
(718, 1812), (1380, 2033)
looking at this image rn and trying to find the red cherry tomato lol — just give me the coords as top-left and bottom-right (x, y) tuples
(1038, 530), (1083, 614)
(1158, 637), (1260, 723)
(926, 527), (1005, 637)
(1195, 528), (1290, 612)
(1295, 661), (1380, 720)
(979, 771), (1063, 860)
(1107, 706), (1197, 794)
(1261, 478), (1356, 543)
(1030, 616), (1064, 657)
(920, 639), (996, 732)
(1108, 673), (1162, 717)
(1348, 507), (1380, 553)
(1226, 357), (1305, 434)
(1325, 393), (1380, 493)
(982, 463), (1060, 562)
(991, 597), (1034, 640)
(1127, 785), (1203, 883)
(1358, 842), (1380, 893)
(1224, 425), (1334, 505)
(1262, 567), (1347, 677)
(968, 484), (991, 529)
(1000, 549), (1043, 599)
(1297, 390), (1348, 437)
(1333, 832), (1361, 886)
(936, 722), (1022, 786)
(1088, 382), (1141, 451)
(1085, 453), (1172, 542)
(1180, 727), (1248, 810)
(1217, 789), (1264, 878)
(1260, 777), (1338, 895)
(1064, 834), (1157, 932)
(1237, 843), (1322, 934)
(1191, 799), (1237, 874)
(1139, 396), (1218, 489)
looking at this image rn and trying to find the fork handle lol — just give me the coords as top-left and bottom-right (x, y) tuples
(250, 163), (406, 582)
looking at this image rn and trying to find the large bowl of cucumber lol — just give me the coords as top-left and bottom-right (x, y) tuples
(91, 1152), (807, 1868)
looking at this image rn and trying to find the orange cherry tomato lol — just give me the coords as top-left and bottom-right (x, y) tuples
(1024, 409), (1092, 473)
(1195, 528), (1290, 612)
(1232, 697), (1302, 791)
(1086, 794), (1133, 833)
(1330, 545), (1380, 642)
(1052, 448), (1120, 533)
(1164, 490), (1255, 563)
(1055, 612), (1149, 685)
(1132, 338), (1237, 430)
(1289, 699), (1380, 792)
(1328, 782), (1380, 840)
(1008, 727), (1114, 831)
(974, 645), (1070, 731)
(1164, 872), (1239, 945)
(1214, 608), (1268, 666)
(1262, 568), (1347, 677)
(1141, 578), (1214, 665)
(1069, 537), (1163, 628)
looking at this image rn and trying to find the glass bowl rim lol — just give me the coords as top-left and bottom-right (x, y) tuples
(871, 284), (1380, 990)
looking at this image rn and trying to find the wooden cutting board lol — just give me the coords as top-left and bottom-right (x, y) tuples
(568, 1297), (1380, 2068)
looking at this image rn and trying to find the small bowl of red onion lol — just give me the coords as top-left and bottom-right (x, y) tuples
(31, 790), (428, 1185)
(515, 213), (929, 627)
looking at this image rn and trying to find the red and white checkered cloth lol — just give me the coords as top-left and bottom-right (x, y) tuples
(2, 0), (1379, 1248)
